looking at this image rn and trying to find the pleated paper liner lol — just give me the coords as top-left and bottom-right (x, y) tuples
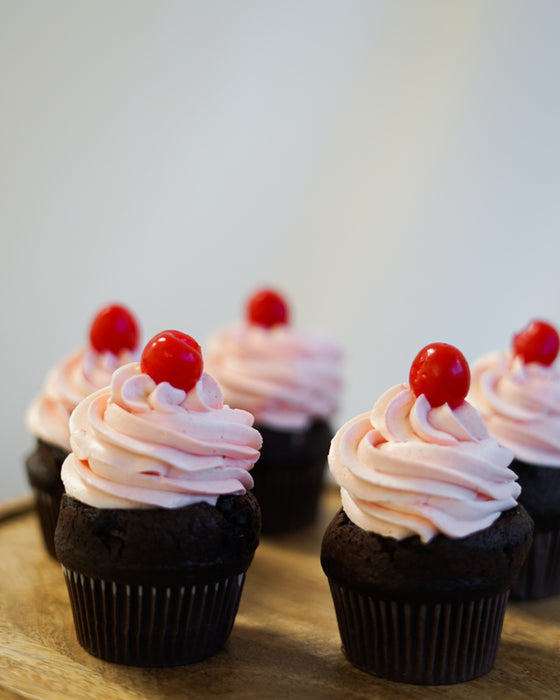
(62, 567), (247, 666)
(510, 529), (560, 600)
(327, 580), (509, 685)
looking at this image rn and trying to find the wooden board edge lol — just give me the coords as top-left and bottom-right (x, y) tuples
(0, 493), (35, 523)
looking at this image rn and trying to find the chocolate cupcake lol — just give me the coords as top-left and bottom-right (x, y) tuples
(321, 343), (533, 685)
(205, 288), (342, 533)
(25, 303), (140, 557)
(55, 330), (262, 666)
(469, 319), (560, 600)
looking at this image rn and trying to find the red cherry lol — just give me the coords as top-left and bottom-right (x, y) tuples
(89, 304), (140, 354)
(140, 330), (203, 392)
(246, 288), (289, 328)
(409, 342), (471, 409)
(512, 319), (559, 366)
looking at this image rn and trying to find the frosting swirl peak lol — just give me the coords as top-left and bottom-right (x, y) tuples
(61, 363), (262, 509)
(25, 346), (137, 451)
(469, 350), (560, 466)
(205, 322), (342, 430)
(329, 384), (519, 543)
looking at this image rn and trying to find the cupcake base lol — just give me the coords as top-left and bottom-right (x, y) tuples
(62, 567), (247, 666)
(253, 419), (332, 533)
(321, 506), (533, 684)
(25, 439), (68, 559)
(55, 493), (261, 666)
(510, 459), (560, 600)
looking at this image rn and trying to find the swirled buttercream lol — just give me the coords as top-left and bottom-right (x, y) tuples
(205, 322), (342, 430)
(329, 384), (519, 542)
(25, 347), (138, 451)
(61, 363), (262, 509)
(469, 350), (560, 467)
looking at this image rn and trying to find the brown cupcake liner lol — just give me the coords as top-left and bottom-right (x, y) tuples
(62, 567), (247, 666)
(33, 487), (63, 559)
(252, 459), (325, 533)
(327, 579), (509, 685)
(510, 528), (560, 600)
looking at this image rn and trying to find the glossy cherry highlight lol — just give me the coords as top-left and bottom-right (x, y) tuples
(141, 330), (203, 393)
(246, 288), (289, 328)
(409, 342), (471, 409)
(512, 319), (560, 367)
(89, 304), (140, 354)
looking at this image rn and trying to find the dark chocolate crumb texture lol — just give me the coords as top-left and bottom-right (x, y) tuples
(55, 492), (261, 587)
(321, 505), (534, 603)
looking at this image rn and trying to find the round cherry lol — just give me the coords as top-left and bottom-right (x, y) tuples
(409, 342), (471, 409)
(512, 319), (559, 366)
(89, 304), (140, 354)
(246, 288), (289, 328)
(140, 330), (203, 392)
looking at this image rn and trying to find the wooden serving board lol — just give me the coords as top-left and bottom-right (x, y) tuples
(1, 488), (559, 699)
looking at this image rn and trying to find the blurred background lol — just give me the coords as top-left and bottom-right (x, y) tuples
(2, 0), (559, 499)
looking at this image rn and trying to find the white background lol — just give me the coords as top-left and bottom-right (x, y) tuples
(2, 1), (559, 498)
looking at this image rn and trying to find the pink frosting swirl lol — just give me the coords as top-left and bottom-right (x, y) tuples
(61, 363), (262, 509)
(329, 384), (520, 542)
(205, 322), (342, 430)
(469, 350), (560, 467)
(25, 347), (138, 451)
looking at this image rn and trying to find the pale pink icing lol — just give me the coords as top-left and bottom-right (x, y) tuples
(329, 384), (519, 543)
(25, 346), (138, 451)
(469, 350), (560, 467)
(205, 322), (342, 430)
(61, 363), (262, 509)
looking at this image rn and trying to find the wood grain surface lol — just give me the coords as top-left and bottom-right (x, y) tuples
(1, 488), (560, 699)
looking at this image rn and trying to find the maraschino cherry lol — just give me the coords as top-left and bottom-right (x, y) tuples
(409, 342), (470, 409)
(512, 319), (559, 367)
(141, 330), (203, 392)
(246, 288), (289, 328)
(89, 304), (140, 354)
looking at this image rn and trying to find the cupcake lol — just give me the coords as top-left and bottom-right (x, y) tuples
(54, 330), (262, 666)
(321, 342), (533, 685)
(469, 319), (560, 600)
(205, 288), (342, 533)
(25, 303), (140, 558)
